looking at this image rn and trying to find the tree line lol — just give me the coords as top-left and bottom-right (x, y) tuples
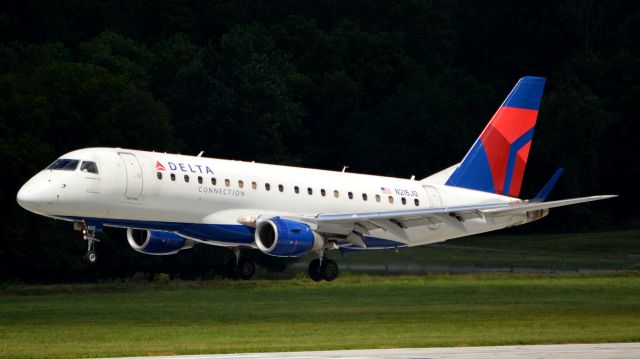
(0, 0), (638, 281)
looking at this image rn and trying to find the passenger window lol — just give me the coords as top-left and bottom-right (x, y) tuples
(307, 187), (313, 195)
(401, 197), (407, 205)
(211, 177), (217, 185)
(375, 194), (381, 202)
(388, 196), (394, 204)
(80, 161), (99, 174)
(362, 193), (368, 201)
(252, 181), (257, 190)
(198, 176), (203, 184)
(414, 198), (420, 206)
(225, 179), (230, 187)
(278, 184), (284, 192)
(157, 172), (163, 180)
(321, 189), (326, 197)
(334, 190), (339, 198)
(265, 183), (271, 191)
(348, 192), (353, 199)
(170, 173), (176, 181)
(294, 186), (300, 194)
(238, 180), (244, 188)
(184, 175), (189, 183)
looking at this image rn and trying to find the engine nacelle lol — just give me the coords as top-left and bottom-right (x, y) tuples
(126, 228), (195, 255)
(254, 217), (323, 257)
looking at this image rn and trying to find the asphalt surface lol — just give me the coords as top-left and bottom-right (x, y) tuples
(99, 343), (640, 359)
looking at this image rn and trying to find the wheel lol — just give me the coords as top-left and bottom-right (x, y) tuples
(308, 259), (322, 281)
(320, 259), (339, 281)
(237, 259), (255, 280)
(226, 260), (239, 280)
(83, 250), (97, 265)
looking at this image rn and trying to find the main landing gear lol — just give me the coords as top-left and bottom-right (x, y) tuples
(228, 248), (256, 280)
(308, 255), (339, 282)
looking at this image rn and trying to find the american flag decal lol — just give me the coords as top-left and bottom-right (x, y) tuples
(381, 187), (391, 194)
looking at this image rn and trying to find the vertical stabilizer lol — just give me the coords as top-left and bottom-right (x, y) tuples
(445, 76), (545, 197)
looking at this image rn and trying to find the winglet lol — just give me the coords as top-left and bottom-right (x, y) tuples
(532, 168), (564, 202)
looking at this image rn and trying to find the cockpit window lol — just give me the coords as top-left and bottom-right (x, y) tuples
(80, 161), (99, 174)
(46, 159), (80, 171)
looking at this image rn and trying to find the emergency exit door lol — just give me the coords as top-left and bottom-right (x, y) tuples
(424, 186), (442, 208)
(119, 153), (143, 200)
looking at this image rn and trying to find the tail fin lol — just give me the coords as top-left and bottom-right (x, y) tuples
(445, 76), (546, 197)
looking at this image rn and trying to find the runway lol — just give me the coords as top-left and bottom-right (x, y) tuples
(102, 343), (640, 359)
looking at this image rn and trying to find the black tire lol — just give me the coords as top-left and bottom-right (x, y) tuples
(83, 250), (97, 265)
(227, 260), (239, 280)
(238, 259), (255, 280)
(308, 259), (322, 281)
(320, 259), (339, 281)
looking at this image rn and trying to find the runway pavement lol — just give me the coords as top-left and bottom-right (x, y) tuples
(101, 343), (640, 359)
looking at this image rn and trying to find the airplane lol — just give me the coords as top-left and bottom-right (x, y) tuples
(16, 76), (615, 281)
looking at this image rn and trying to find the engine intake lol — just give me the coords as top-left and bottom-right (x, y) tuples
(126, 228), (194, 255)
(255, 217), (323, 257)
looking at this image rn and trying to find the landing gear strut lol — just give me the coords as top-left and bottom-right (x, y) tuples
(228, 248), (255, 280)
(308, 254), (339, 282)
(80, 224), (100, 265)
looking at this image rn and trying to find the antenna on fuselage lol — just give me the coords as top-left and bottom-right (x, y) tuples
(197, 151), (204, 157)
(410, 175), (415, 180)
(342, 166), (349, 173)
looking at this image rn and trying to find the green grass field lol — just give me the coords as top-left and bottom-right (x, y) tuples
(1, 274), (640, 359)
(325, 230), (640, 272)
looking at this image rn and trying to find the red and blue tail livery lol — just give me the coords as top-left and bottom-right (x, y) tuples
(446, 76), (546, 197)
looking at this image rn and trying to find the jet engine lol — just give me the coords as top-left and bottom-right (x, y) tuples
(255, 217), (323, 257)
(126, 228), (195, 255)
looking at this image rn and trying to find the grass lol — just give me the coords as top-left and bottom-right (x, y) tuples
(451, 230), (640, 256)
(329, 230), (640, 272)
(1, 273), (640, 358)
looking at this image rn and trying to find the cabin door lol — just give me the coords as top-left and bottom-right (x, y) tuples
(118, 152), (143, 200)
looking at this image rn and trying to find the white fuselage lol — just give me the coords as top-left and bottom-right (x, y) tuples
(17, 147), (524, 249)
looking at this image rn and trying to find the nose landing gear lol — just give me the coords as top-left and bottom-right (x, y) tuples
(75, 222), (101, 265)
(83, 235), (99, 265)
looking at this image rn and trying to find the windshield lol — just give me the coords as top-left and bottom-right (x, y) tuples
(46, 159), (80, 171)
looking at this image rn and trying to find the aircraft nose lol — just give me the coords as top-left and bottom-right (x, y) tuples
(17, 183), (37, 209)
(16, 180), (53, 212)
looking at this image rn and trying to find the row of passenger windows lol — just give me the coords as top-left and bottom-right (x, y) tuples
(157, 172), (420, 206)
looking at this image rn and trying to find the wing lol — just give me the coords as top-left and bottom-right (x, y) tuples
(307, 195), (616, 248)
(318, 195), (616, 222)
